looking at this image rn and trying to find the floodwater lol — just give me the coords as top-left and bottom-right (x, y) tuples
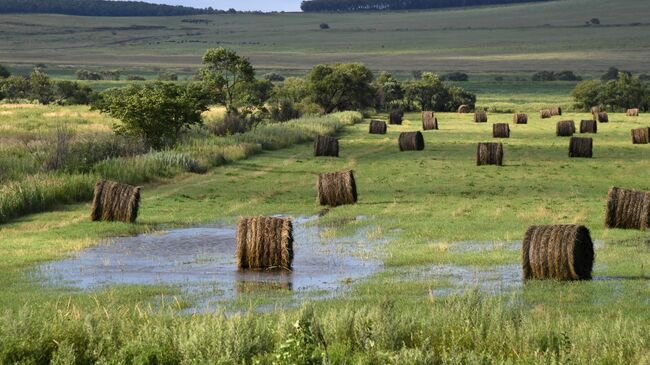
(37, 216), (384, 311)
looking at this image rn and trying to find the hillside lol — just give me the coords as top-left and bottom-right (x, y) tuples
(0, 0), (213, 17)
(0, 0), (648, 73)
(301, 0), (550, 12)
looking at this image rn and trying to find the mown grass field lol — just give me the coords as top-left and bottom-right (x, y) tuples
(0, 98), (648, 361)
(1, 0), (650, 73)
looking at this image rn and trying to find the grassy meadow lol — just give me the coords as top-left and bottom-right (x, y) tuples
(0, 94), (648, 362)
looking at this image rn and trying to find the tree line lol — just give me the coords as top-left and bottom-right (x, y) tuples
(300, 0), (549, 12)
(0, 0), (221, 17)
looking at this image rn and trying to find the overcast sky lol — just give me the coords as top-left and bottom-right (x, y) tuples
(139, 0), (302, 12)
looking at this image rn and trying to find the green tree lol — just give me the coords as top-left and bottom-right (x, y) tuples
(0, 76), (30, 101)
(199, 48), (255, 114)
(29, 70), (54, 104)
(373, 71), (403, 110)
(55, 81), (94, 105)
(93, 82), (209, 149)
(571, 80), (602, 110)
(0, 64), (9, 79)
(307, 63), (375, 113)
(404, 72), (450, 111)
(272, 77), (310, 103)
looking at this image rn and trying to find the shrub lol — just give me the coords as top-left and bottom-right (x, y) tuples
(0, 64), (9, 79)
(264, 72), (285, 82)
(270, 99), (301, 122)
(54, 81), (94, 105)
(127, 75), (146, 81)
(319, 23), (330, 29)
(440, 72), (469, 81)
(206, 113), (254, 136)
(158, 72), (178, 81)
(76, 69), (103, 80)
(572, 73), (649, 111)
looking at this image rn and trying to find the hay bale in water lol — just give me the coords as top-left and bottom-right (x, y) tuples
(540, 109), (552, 119)
(556, 120), (576, 137)
(317, 170), (357, 207)
(474, 111), (488, 123)
(492, 123), (510, 138)
(580, 120), (597, 134)
(422, 111), (438, 130)
(521, 225), (594, 281)
(513, 113), (528, 124)
(605, 187), (650, 230)
(569, 137), (593, 158)
(476, 142), (503, 166)
(399, 131), (425, 151)
(591, 106), (601, 115)
(369, 120), (387, 134)
(236, 216), (293, 270)
(90, 180), (141, 223)
(631, 127), (650, 144)
(389, 110), (403, 125)
(550, 107), (562, 116)
(313, 135), (339, 157)
(594, 112), (608, 123)
(626, 108), (639, 117)
(458, 105), (470, 113)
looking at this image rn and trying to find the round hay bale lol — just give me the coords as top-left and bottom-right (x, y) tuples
(458, 105), (470, 113)
(398, 131), (425, 151)
(631, 127), (650, 144)
(556, 120), (576, 137)
(90, 180), (141, 223)
(569, 137), (593, 158)
(317, 170), (357, 207)
(513, 113), (528, 124)
(369, 120), (387, 134)
(591, 106), (601, 115)
(605, 187), (650, 230)
(422, 111), (438, 130)
(594, 112), (608, 123)
(474, 111), (488, 123)
(521, 225), (594, 281)
(492, 123), (510, 138)
(236, 216), (293, 270)
(313, 135), (339, 157)
(550, 106), (562, 116)
(539, 109), (552, 119)
(579, 120), (597, 134)
(626, 108), (640, 117)
(476, 142), (503, 166)
(389, 110), (403, 125)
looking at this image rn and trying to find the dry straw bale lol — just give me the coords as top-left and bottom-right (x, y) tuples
(591, 106), (601, 115)
(631, 127), (650, 144)
(556, 120), (576, 136)
(550, 106), (562, 116)
(369, 120), (387, 134)
(626, 108), (640, 117)
(90, 180), (141, 223)
(492, 123), (510, 138)
(476, 142), (503, 166)
(594, 112), (609, 123)
(236, 216), (293, 270)
(513, 113), (528, 124)
(422, 111), (438, 130)
(313, 135), (339, 157)
(317, 170), (357, 207)
(521, 225), (594, 281)
(398, 131), (425, 151)
(580, 120), (597, 134)
(458, 105), (470, 113)
(474, 111), (488, 123)
(605, 187), (650, 230)
(389, 110), (403, 125)
(540, 109), (552, 119)
(569, 137), (593, 158)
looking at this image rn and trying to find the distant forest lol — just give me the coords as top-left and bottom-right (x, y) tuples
(0, 0), (224, 17)
(301, 0), (550, 12)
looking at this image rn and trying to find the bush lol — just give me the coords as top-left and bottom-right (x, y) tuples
(158, 72), (178, 81)
(0, 64), (9, 79)
(127, 75), (146, 81)
(54, 81), (94, 105)
(270, 99), (301, 122)
(264, 72), (285, 82)
(572, 73), (649, 111)
(307, 63), (375, 113)
(319, 23), (330, 29)
(76, 69), (103, 80)
(440, 72), (468, 81)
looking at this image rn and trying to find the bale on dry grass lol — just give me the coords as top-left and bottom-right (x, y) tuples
(492, 123), (510, 138)
(399, 131), (425, 151)
(389, 110), (403, 125)
(594, 112), (608, 123)
(580, 120), (597, 134)
(550, 107), (562, 116)
(90, 180), (141, 223)
(556, 120), (576, 136)
(626, 108), (640, 117)
(476, 142), (503, 166)
(313, 135), (339, 157)
(369, 120), (387, 134)
(591, 106), (601, 115)
(458, 105), (470, 113)
(521, 225), (594, 281)
(422, 111), (438, 130)
(513, 113), (528, 124)
(317, 170), (357, 207)
(569, 137), (593, 158)
(236, 216), (293, 270)
(474, 111), (488, 123)
(631, 127), (650, 144)
(605, 187), (650, 230)
(540, 109), (552, 119)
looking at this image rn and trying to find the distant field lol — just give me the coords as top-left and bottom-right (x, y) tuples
(1, 0), (649, 73)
